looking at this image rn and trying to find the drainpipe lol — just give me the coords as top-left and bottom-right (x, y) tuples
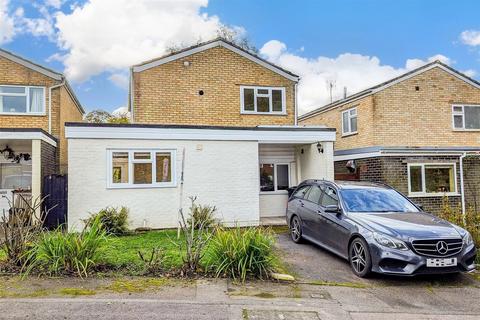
(294, 82), (298, 126)
(459, 152), (467, 220)
(48, 80), (66, 134)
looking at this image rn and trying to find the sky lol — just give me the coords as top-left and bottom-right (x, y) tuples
(1, 0), (480, 115)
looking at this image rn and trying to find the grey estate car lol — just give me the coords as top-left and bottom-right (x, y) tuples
(286, 180), (477, 277)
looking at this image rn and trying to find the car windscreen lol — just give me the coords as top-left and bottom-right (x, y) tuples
(339, 188), (420, 213)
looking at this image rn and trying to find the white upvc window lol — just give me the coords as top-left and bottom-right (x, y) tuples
(341, 107), (357, 136)
(0, 85), (46, 115)
(240, 86), (286, 114)
(107, 149), (176, 189)
(259, 163), (291, 193)
(452, 104), (480, 130)
(407, 163), (458, 197)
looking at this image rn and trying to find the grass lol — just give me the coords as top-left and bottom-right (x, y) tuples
(98, 229), (184, 273)
(59, 288), (97, 296)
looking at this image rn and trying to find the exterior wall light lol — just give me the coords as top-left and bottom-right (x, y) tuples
(316, 142), (324, 153)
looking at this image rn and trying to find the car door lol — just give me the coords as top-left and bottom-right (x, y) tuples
(301, 185), (323, 242)
(287, 185), (311, 234)
(318, 185), (351, 255)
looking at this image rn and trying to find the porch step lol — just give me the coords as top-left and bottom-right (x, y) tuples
(260, 216), (287, 226)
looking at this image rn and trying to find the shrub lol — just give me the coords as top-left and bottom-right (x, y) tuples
(186, 197), (218, 230)
(177, 197), (214, 274)
(137, 247), (167, 275)
(0, 195), (48, 266)
(23, 217), (106, 277)
(205, 227), (276, 282)
(85, 207), (129, 235)
(440, 198), (480, 262)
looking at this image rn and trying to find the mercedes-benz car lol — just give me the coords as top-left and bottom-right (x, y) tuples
(286, 180), (476, 277)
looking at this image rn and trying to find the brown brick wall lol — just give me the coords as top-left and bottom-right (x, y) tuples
(0, 54), (84, 172)
(0, 55), (56, 130)
(463, 156), (480, 212)
(133, 46), (296, 126)
(301, 95), (375, 150)
(41, 140), (57, 178)
(334, 155), (463, 215)
(300, 66), (480, 150)
(58, 86), (84, 173)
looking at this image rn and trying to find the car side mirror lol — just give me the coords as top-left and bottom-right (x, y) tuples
(415, 203), (424, 211)
(325, 204), (341, 215)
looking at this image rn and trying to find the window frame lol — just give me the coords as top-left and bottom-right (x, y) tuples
(452, 104), (480, 131)
(407, 162), (458, 197)
(107, 149), (176, 189)
(259, 162), (291, 194)
(240, 86), (287, 115)
(341, 107), (358, 136)
(0, 85), (46, 115)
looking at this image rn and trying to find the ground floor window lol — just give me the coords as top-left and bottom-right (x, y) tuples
(0, 162), (32, 190)
(108, 149), (175, 188)
(408, 163), (457, 196)
(260, 163), (290, 192)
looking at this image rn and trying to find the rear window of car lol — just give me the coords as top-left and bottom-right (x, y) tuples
(305, 186), (322, 204)
(292, 185), (310, 199)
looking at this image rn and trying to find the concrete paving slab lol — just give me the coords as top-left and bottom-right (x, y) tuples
(350, 312), (480, 320)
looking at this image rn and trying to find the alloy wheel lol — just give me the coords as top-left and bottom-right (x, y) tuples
(290, 217), (302, 242)
(350, 241), (367, 274)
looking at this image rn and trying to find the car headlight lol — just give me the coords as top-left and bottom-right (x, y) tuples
(373, 232), (409, 251)
(463, 231), (474, 246)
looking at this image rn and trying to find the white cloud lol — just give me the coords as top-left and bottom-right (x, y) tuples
(108, 72), (129, 89)
(405, 54), (452, 70)
(462, 69), (477, 78)
(260, 40), (452, 114)
(460, 30), (480, 47)
(0, 0), (16, 44)
(44, 0), (64, 9)
(54, 0), (223, 82)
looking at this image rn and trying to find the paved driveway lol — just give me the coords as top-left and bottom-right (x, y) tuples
(276, 232), (478, 287)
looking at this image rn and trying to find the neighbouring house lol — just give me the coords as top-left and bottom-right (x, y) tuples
(0, 48), (84, 214)
(299, 61), (480, 215)
(66, 38), (336, 230)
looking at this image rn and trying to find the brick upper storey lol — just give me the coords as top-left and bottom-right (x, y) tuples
(299, 61), (480, 151)
(0, 48), (84, 171)
(130, 39), (299, 126)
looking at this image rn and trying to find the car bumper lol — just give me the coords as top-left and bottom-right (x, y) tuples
(369, 242), (476, 276)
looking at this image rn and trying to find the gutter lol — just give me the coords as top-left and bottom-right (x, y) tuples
(294, 82), (298, 126)
(48, 81), (66, 134)
(459, 152), (467, 219)
(129, 67), (134, 123)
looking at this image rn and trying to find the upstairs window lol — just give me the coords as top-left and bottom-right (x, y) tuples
(240, 86), (286, 114)
(108, 149), (176, 188)
(342, 107), (357, 136)
(0, 85), (45, 114)
(452, 105), (480, 130)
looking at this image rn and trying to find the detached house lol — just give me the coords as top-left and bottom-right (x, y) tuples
(300, 61), (480, 215)
(0, 48), (84, 213)
(66, 39), (336, 230)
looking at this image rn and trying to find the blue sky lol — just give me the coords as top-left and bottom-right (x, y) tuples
(1, 0), (480, 114)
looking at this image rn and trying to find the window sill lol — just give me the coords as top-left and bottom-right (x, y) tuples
(0, 112), (46, 116)
(241, 111), (287, 116)
(452, 128), (480, 132)
(260, 191), (289, 195)
(408, 193), (460, 198)
(341, 131), (358, 138)
(107, 183), (177, 189)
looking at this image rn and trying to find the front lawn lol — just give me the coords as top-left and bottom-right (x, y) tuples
(98, 229), (184, 273)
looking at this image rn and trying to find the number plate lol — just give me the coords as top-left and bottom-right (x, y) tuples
(426, 258), (457, 267)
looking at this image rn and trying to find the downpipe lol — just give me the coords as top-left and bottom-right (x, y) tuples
(48, 81), (66, 134)
(459, 152), (467, 222)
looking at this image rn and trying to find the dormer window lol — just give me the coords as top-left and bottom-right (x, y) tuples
(0, 85), (45, 115)
(240, 86), (286, 114)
